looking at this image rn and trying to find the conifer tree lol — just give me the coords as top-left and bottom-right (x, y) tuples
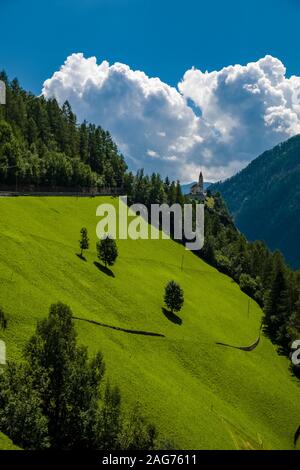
(79, 227), (89, 257)
(263, 252), (289, 341)
(0, 303), (158, 450)
(0, 307), (7, 330)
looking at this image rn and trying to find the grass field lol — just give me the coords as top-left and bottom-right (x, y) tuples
(0, 432), (20, 450)
(0, 196), (299, 450)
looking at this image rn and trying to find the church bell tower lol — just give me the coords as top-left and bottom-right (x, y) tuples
(199, 171), (204, 193)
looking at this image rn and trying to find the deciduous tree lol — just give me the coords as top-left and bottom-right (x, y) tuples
(97, 236), (118, 267)
(164, 281), (184, 315)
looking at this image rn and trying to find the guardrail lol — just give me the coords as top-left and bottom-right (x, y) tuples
(0, 186), (125, 197)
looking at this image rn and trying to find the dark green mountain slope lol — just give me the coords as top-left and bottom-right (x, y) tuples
(211, 135), (300, 268)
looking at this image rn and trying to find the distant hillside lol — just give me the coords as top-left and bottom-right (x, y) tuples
(0, 72), (127, 191)
(211, 135), (300, 269)
(181, 181), (212, 195)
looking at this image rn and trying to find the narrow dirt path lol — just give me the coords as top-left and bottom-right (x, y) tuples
(73, 316), (165, 338)
(216, 322), (263, 351)
(216, 335), (260, 351)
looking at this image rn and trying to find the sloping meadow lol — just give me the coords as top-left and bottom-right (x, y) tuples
(0, 196), (299, 449)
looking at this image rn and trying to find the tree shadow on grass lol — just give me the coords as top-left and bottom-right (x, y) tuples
(94, 261), (115, 278)
(76, 253), (87, 262)
(73, 316), (165, 338)
(162, 307), (182, 325)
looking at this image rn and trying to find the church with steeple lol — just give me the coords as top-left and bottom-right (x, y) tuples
(189, 171), (205, 201)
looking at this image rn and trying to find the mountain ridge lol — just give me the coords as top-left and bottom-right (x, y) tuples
(210, 134), (300, 268)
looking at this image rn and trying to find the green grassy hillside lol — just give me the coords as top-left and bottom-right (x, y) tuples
(0, 431), (20, 450)
(0, 196), (299, 450)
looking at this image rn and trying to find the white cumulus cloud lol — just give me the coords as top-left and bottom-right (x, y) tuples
(42, 53), (300, 182)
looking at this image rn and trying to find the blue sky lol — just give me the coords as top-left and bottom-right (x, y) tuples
(1, 0), (300, 181)
(1, 0), (299, 93)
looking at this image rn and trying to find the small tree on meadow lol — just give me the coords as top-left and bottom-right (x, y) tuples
(97, 236), (118, 267)
(79, 227), (89, 257)
(164, 280), (184, 315)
